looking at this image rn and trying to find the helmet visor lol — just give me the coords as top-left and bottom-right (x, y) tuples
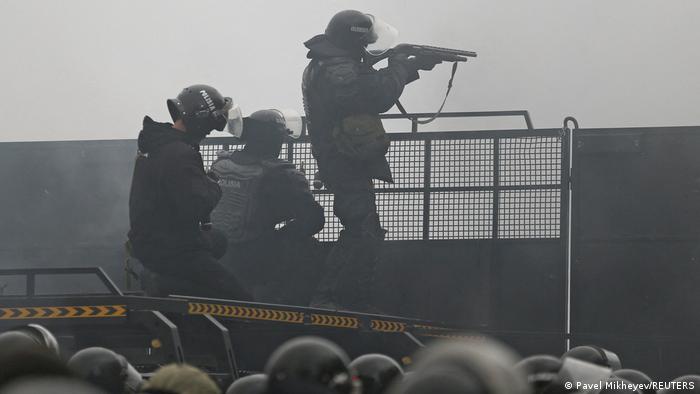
(211, 97), (233, 131)
(226, 104), (244, 138)
(276, 109), (303, 139)
(365, 14), (399, 55)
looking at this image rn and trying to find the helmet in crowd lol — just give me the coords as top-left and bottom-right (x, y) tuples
(140, 364), (220, 394)
(349, 354), (403, 394)
(515, 355), (564, 394)
(226, 374), (267, 394)
(0, 324), (60, 356)
(265, 336), (359, 394)
(0, 347), (72, 388)
(325, 10), (375, 50)
(0, 377), (108, 394)
(67, 347), (142, 394)
(0, 331), (43, 357)
(613, 369), (654, 394)
(562, 346), (621, 371)
(167, 84), (233, 139)
(388, 369), (482, 394)
(399, 338), (530, 394)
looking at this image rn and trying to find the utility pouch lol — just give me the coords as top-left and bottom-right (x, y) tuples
(332, 114), (390, 161)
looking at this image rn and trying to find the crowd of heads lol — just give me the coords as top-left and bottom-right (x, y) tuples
(0, 324), (699, 394)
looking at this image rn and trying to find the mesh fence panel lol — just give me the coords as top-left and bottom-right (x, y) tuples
(429, 191), (493, 239)
(201, 130), (565, 241)
(499, 136), (562, 186)
(431, 138), (493, 188)
(499, 189), (561, 238)
(377, 140), (425, 189)
(378, 192), (424, 240)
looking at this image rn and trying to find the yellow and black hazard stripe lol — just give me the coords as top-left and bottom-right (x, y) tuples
(413, 324), (453, 331)
(0, 305), (127, 320)
(311, 314), (359, 329)
(188, 302), (304, 324)
(371, 319), (407, 333)
(418, 332), (483, 340)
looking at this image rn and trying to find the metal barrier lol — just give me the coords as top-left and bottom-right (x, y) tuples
(200, 111), (569, 242)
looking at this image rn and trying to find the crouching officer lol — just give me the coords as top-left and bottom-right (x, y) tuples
(127, 84), (252, 300)
(302, 10), (441, 311)
(210, 109), (325, 304)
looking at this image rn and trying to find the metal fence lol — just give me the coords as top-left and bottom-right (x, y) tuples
(200, 112), (569, 242)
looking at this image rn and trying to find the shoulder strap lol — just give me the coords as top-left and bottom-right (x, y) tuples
(395, 62), (459, 125)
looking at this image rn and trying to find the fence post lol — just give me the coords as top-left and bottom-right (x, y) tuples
(423, 139), (432, 240)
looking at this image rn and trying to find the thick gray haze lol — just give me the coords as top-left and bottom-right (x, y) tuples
(0, 0), (699, 142)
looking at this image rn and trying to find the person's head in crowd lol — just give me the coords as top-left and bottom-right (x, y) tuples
(613, 369), (655, 394)
(388, 369), (482, 394)
(515, 354), (566, 394)
(562, 346), (621, 371)
(0, 324), (59, 357)
(68, 347), (142, 394)
(265, 336), (360, 394)
(389, 337), (530, 394)
(225, 374), (266, 394)
(659, 375), (700, 394)
(599, 377), (642, 394)
(349, 354), (403, 394)
(0, 346), (72, 388)
(140, 364), (220, 394)
(0, 377), (107, 394)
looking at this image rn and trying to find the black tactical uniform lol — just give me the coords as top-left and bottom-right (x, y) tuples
(302, 12), (426, 310)
(210, 112), (325, 303)
(128, 116), (251, 300)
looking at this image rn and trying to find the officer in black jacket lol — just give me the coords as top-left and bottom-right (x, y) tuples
(210, 109), (325, 304)
(128, 84), (251, 300)
(302, 10), (440, 310)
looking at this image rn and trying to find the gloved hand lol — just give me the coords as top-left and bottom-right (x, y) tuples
(389, 53), (442, 72)
(206, 170), (220, 182)
(413, 55), (442, 71)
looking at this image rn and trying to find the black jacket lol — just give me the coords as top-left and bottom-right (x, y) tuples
(128, 116), (222, 261)
(211, 150), (324, 242)
(302, 34), (418, 183)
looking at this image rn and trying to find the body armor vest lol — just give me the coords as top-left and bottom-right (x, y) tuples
(210, 152), (294, 244)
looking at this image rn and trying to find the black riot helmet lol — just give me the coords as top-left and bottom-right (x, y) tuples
(562, 345), (621, 371)
(8, 324), (60, 356)
(167, 84), (233, 139)
(241, 109), (291, 158)
(387, 369), (482, 394)
(0, 377), (108, 394)
(265, 336), (360, 394)
(349, 354), (403, 394)
(325, 10), (375, 50)
(403, 338), (530, 394)
(67, 347), (142, 394)
(226, 374), (267, 394)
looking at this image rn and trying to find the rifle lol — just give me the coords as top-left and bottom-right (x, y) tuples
(364, 43), (477, 66)
(364, 44), (477, 125)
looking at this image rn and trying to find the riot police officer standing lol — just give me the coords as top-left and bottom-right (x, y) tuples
(302, 10), (440, 311)
(127, 84), (251, 300)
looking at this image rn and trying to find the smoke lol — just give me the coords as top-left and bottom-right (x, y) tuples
(1, 0), (699, 142)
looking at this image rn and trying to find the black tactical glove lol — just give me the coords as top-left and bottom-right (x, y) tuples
(413, 54), (443, 71)
(389, 53), (442, 72)
(206, 170), (220, 182)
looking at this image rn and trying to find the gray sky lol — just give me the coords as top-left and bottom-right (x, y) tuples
(0, 0), (699, 142)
